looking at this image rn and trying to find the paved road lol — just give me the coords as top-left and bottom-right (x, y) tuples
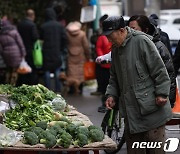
(64, 79), (180, 154)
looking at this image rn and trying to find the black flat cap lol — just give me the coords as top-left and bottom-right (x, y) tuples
(102, 16), (125, 35)
(149, 14), (159, 20)
(99, 14), (108, 22)
(149, 14), (159, 27)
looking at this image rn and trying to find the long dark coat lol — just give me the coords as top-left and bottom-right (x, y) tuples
(152, 26), (176, 108)
(17, 18), (39, 68)
(40, 8), (67, 72)
(173, 40), (180, 76)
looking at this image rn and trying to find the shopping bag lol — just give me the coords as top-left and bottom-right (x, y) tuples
(17, 58), (32, 74)
(84, 61), (96, 80)
(172, 78), (180, 113)
(33, 40), (43, 68)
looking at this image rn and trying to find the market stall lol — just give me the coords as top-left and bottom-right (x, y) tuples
(0, 84), (117, 154)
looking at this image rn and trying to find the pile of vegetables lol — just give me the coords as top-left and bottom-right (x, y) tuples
(0, 84), (67, 131)
(0, 84), (105, 148)
(23, 119), (104, 148)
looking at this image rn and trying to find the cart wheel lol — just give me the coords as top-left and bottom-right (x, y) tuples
(101, 110), (125, 154)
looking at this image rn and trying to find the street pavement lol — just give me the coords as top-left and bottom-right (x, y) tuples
(64, 79), (180, 154)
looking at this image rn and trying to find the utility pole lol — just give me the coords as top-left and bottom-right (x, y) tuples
(144, 0), (160, 16)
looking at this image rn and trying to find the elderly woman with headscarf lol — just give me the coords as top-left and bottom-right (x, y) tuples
(66, 21), (90, 94)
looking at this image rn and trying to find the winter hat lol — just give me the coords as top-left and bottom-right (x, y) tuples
(149, 14), (159, 27)
(102, 16), (125, 35)
(66, 21), (82, 32)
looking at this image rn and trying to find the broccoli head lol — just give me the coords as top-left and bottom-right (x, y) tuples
(89, 128), (104, 142)
(77, 126), (89, 137)
(46, 127), (58, 136)
(73, 133), (88, 147)
(37, 129), (46, 140)
(52, 124), (66, 136)
(47, 122), (67, 137)
(57, 131), (72, 148)
(23, 131), (39, 145)
(39, 130), (57, 148)
(88, 125), (102, 131)
(36, 121), (48, 130)
(28, 126), (44, 137)
(66, 123), (78, 138)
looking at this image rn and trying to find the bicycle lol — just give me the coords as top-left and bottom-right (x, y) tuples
(98, 59), (125, 153)
(101, 108), (125, 154)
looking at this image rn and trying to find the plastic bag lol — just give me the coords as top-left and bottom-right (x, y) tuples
(0, 101), (9, 114)
(51, 94), (67, 112)
(17, 58), (32, 74)
(33, 40), (43, 68)
(84, 61), (96, 80)
(0, 124), (23, 147)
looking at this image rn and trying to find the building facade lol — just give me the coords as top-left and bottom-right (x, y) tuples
(125, 0), (180, 16)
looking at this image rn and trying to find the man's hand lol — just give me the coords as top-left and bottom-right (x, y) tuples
(105, 96), (116, 109)
(156, 96), (167, 106)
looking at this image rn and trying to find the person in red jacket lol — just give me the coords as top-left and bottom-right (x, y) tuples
(96, 31), (112, 112)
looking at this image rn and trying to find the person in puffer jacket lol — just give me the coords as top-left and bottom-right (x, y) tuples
(148, 19), (176, 108)
(128, 15), (176, 108)
(0, 20), (26, 85)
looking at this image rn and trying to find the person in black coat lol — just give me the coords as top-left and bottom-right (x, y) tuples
(149, 14), (172, 56)
(173, 40), (180, 76)
(128, 15), (176, 108)
(150, 24), (176, 108)
(40, 8), (67, 92)
(17, 9), (39, 85)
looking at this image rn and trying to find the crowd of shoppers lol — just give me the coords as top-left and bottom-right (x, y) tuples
(0, 7), (90, 94)
(96, 14), (177, 108)
(1, 5), (180, 154)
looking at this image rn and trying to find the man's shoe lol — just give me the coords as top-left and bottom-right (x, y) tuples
(98, 106), (107, 113)
(91, 91), (102, 96)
